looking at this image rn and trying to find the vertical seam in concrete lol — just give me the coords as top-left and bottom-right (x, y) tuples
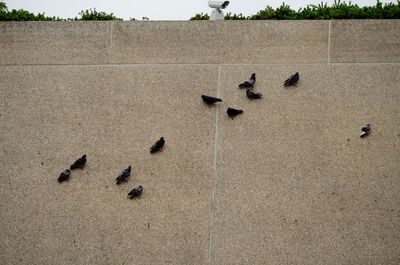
(328, 20), (331, 64)
(108, 21), (114, 64)
(208, 64), (221, 265)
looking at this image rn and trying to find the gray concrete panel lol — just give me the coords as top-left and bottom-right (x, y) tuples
(0, 22), (111, 65)
(110, 21), (329, 64)
(330, 20), (400, 63)
(1, 20), (400, 265)
(210, 64), (400, 264)
(0, 65), (219, 265)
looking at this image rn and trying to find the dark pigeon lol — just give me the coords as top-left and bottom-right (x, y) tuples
(150, 137), (165, 153)
(246, 88), (262, 99)
(201, 95), (222, 106)
(58, 169), (71, 183)
(227, 107), (243, 119)
(239, 73), (256, 89)
(128, 185), (143, 199)
(70, 155), (86, 170)
(116, 166), (131, 185)
(284, 72), (299, 87)
(360, 124), (371, 138)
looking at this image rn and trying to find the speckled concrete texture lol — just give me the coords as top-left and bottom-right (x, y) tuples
(330, 20), (400, 63)
(0, 21), (399, 265)
(0, 22), (111, 65)
(110, 21), (329, 64)
(0, 65), (219, 264)
(210, 64), (400, 264)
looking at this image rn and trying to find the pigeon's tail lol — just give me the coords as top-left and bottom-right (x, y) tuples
(58, 175), (68, 183)
(216, 98), (223, 102)
(237, 109), (244, 114)
(360, 131), (369, 138)
(70, 164), (76, 170)
(239, 83), (246, 88)
(150, 148), (158, 153)
(254, 93), (262, 99)
(284, 79), (290, 86)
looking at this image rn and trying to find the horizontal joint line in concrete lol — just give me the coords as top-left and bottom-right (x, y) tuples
(0, 63), (219, 67)
(2, 62), (400, 67)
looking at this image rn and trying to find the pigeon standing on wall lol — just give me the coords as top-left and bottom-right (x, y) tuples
(246, 88), (262, 99)
(227, 107), (244, 119)
(128, 185), (143, 199)
(284, 72), (299, 87)
(201, 95), (222, 106)
(360, 124), (371, 138)
(239, 73), (256, 89)
(116, 166), (131, 185)
(150, 137), (165, 153)
(70, 155), (86, 170)
(58, 169), (71, 183)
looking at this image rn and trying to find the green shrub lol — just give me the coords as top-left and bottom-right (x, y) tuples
(0, 2), (124, 21)
(224, 12), (249, 20)
(190, 0), (400, 20)
(74, 8), (122, 21)
(190, 12), (210, 20)
(1, 0), (399, 21)
(0, 2), (61, 21)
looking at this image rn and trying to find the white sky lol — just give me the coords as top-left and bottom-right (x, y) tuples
(4, 0), (398, 20)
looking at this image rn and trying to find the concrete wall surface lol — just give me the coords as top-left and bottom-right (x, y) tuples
(0, 21), (399, 265)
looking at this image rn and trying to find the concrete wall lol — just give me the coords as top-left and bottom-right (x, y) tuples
(0, 21), (399, 265)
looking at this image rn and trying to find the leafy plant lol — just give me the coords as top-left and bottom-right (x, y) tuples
(0, 2), (7, 12)
(190, 0), (400, 20)
(0, 2), (61, 21)
(224, 12), (249, 20)
(0, 2), (125, 21)
(190, 12), (210, 20)
(1, 1), (399, 21)
(74, 8), (122, 21)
